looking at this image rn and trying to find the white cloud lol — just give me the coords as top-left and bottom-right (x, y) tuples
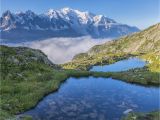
(2, 36), (112, 64)
(26, 36), (112, 64)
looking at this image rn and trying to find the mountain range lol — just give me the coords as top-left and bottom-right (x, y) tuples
(0, 8), (139, 41)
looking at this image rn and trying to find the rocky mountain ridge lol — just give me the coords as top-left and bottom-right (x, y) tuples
(0, 8), (139, 41)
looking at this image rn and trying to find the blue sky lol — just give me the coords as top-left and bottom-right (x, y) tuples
(0, 0), (159, 29)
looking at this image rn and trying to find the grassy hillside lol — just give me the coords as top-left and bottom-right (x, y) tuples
(0, 46), (90, 119)
(88, 23), (160, 54)
(0, 45), (65, 119)
(62, 23), (160, 71)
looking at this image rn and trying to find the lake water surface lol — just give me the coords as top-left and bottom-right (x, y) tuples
(90, 57), (146, 72)
(23, 58), (160, 120)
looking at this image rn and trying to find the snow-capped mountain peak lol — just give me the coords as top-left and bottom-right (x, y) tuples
(61, 7), (73, 12)
(0, 8), (140, 41)
(93, 15), (116, 26)
(47, 9), (60, 18)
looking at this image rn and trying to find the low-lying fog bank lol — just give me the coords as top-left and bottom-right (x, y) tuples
(1, 37), (112, 64)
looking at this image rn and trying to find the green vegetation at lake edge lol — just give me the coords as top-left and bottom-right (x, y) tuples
(62, 52), (138, 70)
(122, 111), (160, 120)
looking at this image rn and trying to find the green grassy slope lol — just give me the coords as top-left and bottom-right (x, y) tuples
(62, 23), (160, 71)
(88, 23), (160, 54)
(0, 45), (66, 119)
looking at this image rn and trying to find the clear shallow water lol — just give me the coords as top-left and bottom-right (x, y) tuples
(90, 57), (146, 72)
(24, 77), (160, 120)
(23, 58), (159, 120)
